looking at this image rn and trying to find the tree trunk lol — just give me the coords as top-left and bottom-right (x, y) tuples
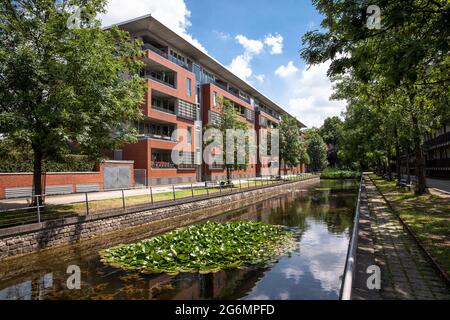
(32, 143), (44, 206)
(394, 127), (401, 184)
(226, 167), (232, 184)
(406, 151), (411, 183)
(386, 148), (392, 181)
(411, 114), (427, 195)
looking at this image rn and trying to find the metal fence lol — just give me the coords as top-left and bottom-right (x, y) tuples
(0, 174), (316, 229)
(340, 176), (363, 300)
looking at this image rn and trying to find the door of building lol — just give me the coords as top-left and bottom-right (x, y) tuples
(104, 166), (131, 190)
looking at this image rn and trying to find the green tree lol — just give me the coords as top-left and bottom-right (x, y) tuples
(280, 114), (308, 174)
(319, 116), (343, 167)
(301, 0), (449, 194)
(207, 96), (250, 183)
(0, 1), (146, 202)
(305, 129), (328, 172)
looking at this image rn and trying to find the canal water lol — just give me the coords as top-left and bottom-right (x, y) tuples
(0, 179), (358, 300)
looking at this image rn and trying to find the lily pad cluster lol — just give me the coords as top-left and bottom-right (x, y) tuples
(99, 221), (297, 275)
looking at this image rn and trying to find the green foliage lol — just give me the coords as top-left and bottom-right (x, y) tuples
(206, 97), (251, 180)
(305, 129), (328, 171)
(0, 154), (98, 173)
(319, 116), (343, 146)
(320, 168), (361, 180)
(301, 0), (450, 194)
(0, 1), (146, 194)
(0, 139), (99, 172)
(280, 114), (309, 169)
(100, 221), (297, 275)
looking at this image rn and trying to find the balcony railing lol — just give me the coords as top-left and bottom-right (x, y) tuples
(142, 74), (176, 89)
(426, 158), (450, 168)
(143, 43), (191, 71)
(139, 133), (176, 142)
(177, 163), (197, 170)
(151, 161), (176, 169)
(210, 163), (225, 170)
(424, 131), (450, 149)
(214, 82), (251, 104)
(152, 105), (176, 115)
(177, 100), (197, 121)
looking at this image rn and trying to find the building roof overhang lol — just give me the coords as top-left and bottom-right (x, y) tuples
(106, 14), (306, 129)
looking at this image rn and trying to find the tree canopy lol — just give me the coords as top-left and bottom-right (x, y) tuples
(302, 0), (450, 194)
(279, 114), (309, 171)
(0, 0), (146, 199)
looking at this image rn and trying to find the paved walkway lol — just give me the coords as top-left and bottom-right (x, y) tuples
(352, 176), (450, 300)
(426, 178), (450, 193)
(0, 175), (306, 210)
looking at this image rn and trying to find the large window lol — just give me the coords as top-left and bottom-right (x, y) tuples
(186, 78), (192, 96)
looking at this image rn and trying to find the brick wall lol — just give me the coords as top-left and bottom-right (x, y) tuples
(0, 161), (135, 199)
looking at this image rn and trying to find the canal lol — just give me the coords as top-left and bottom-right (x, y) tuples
(0, 179), (358, 300)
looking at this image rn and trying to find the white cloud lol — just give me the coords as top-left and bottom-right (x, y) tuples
(299, 219), (350, 294)
(228, 35), (264, 81)
(213, 30), (231, 40)
(264, 33), (284, 55)
(235, 35), (264, 55)
(254, 74), (266, 83)
(281, 61), (346, 128)
(99, 0), (207, 52)
(275, 61), (299, 78)
(228, 33), (283, 82)
(228, 54), (253, 81)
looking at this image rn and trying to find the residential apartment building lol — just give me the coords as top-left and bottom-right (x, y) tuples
(113, 14), (305, 185)
(424, 122), (450, 179)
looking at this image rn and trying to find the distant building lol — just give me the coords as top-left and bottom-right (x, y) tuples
(112, 14), (306, 185)
(424, 122), (450, 179)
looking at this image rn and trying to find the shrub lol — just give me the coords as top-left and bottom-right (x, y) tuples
(320, 168), (361, 179)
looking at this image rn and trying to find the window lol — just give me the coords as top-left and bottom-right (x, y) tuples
(187, 127), (192, 144)
(186, 78), (192, 96)
(213, 92), (217, 107)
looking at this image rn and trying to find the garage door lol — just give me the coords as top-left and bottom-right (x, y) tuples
(103, 166), (131, 190)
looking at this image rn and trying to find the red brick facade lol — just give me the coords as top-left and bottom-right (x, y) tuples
(0, 161), (134, 199)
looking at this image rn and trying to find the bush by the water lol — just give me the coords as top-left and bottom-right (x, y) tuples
(320, 168), (361, 179)
(100, 221), (297, 275)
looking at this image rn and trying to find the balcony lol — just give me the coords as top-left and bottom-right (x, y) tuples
(141, 68), (176, 88)
(426, 158), (450, 168)
(424, 131), (450, 149)
(152, 90), (176, 115)
(210, 163), (225, 170)
(177, 100), (197, 121)
(142, 43), (191, 71)
(151, 149), (176, 169)
(214, 82), (251, 104)
(151, 161), (176, 169)
(259, 115), (268, 127)
(177, 152), (196, 170)
(137, 120), (177, 142)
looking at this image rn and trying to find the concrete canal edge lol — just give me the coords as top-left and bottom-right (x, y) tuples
(346, 174), (450, 300)
(0, 177), (319, 262)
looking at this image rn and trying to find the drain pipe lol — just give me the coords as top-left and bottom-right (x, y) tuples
(340, 176), (363, 300)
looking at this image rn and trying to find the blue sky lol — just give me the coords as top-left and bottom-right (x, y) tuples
(100, 0), (346, 127)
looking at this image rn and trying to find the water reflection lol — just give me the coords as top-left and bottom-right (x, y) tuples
(0, 179), (357, 300)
